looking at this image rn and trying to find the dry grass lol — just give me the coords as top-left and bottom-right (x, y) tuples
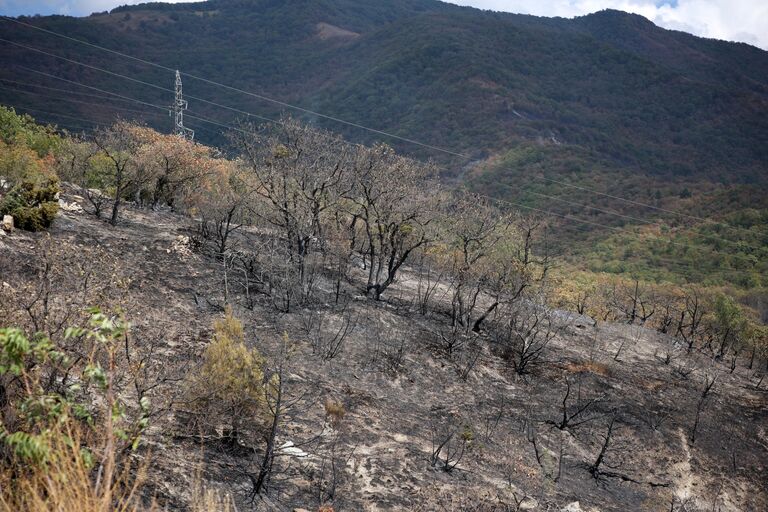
(640, 379), (667, 392)
(0, 423), (153, 512)
(324, 398), (346, 428)
(0, 421), (235, 512)
(562, 360), (612, 377)
(189, 486), (236, 512)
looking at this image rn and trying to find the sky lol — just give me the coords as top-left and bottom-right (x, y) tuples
(0, 0), (766, 50)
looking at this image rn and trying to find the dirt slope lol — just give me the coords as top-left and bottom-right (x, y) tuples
(1, 195), (766, 511)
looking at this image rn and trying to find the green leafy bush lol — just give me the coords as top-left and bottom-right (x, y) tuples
(0, 178), (60, 231)
(0, 109), (61, 232)
(0, 312), (158, 512)
(0, 106), (60, 158)
(186, 308), (267, 441)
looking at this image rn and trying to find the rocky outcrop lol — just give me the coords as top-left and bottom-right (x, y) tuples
(1, 215), (13, 233)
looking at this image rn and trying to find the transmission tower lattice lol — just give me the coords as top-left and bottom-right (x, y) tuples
(170, 70), (194, 140)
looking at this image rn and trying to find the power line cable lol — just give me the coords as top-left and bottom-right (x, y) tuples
(0, 76), (152, 105)
(4, 93), (220, 138)
(0, 17), (755, 234)
(0, 83), (166, 117)
(534, 175), (728, 226)
(5, 99), (760, 279)
(0, 16), (467, 157)
(0, 38), (282, 127)
(10, 92), (755, 279)
(453, 182), (761, 255)
(536, 221), (758, 277)
(12, 105), (225, 138)
(477, 186), (763, 252)
(8, 104), (110, 127)
(14, 66), (257, 137)
(0, 24), (761, 269)
(1, 14), (752, 220)
(6, 57), (758, 262)
(1, 38), (754, 250)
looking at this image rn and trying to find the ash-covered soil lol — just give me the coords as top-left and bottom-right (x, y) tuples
(1, 195), (766, 512)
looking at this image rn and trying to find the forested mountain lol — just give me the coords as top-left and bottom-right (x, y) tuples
(1, 0), (767, 285)
(1, 7), (768, 509)
(2, 0), (766, 179)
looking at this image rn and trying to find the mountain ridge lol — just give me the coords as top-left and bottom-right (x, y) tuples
(2, 1), (766, 182)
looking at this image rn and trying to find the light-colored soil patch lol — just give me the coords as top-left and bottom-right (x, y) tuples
(316, 22), (360, 41)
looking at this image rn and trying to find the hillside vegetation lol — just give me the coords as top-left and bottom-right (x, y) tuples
(0, 106), (767, 511)
(2, 1), (767, 179)
(0, 3), (767, 507)
(1, 0), (767, 289)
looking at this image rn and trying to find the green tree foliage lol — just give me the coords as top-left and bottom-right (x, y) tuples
(1, 2), (767, 285)
(0, 107), (60, 231)
(712, 294), (747, 357)
(0, 311), (160, 512)
(1, 3), (766, 181)
(0, 172), (59, 231)
(0, 106), (60, 157)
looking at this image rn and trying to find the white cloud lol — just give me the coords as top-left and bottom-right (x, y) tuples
(447, 1), (768, 49)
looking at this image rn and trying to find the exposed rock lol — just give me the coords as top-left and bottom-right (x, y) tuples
(279, 441), (310, 458)
(58, 198), (84, 213)
(1, 215), (13, 233)
(562, 502), (600, 512)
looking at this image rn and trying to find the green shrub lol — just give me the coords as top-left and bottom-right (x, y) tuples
(0, 178), (60, 231)
(186, 308), (267, 441)
(0, 312), (156, 512)
(0, 138), (60, 232)
(0, 106), (60, 158)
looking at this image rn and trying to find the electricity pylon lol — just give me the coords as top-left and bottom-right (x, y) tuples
(170, 70), (194, 140)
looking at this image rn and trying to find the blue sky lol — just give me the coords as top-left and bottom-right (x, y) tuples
(1, 0), (766, 50)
